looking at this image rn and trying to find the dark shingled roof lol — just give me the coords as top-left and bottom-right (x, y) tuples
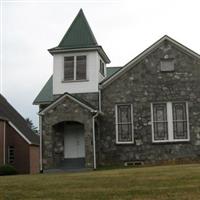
(0, 94), (39, 145)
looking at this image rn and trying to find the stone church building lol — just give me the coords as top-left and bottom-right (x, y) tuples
(34, 9), (200, 171)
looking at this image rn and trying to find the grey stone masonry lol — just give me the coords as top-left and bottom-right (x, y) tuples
(73, 92), (99, 110)
(53, 92), (99, 110)
(41, 95), (94, 169)
(99, 39), (200, 166)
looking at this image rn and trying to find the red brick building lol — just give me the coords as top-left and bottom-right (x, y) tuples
(0, 94), (39, 174)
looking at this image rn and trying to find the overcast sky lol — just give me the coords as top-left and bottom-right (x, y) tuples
(1, 0), (200, 127)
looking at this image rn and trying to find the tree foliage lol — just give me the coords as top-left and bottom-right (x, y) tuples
(26, 118), (38, 134)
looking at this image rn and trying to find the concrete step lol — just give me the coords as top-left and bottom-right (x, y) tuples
(60, 158), (85, 169)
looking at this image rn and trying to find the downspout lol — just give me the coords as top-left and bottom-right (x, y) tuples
(98, 87), (102, 112)
(39, 114), (43, 173)
(3, 121), (6, 164)
(92, 111), (99, 170)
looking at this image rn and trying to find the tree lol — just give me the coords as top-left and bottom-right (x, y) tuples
(26, 118), (38, 134)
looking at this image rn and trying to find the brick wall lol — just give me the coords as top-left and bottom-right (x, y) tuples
(0, 120), (5, 165)
(5, 123), (30, 174)
(29, 145), (40, 174)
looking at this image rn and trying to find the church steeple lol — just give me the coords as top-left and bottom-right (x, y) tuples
(58, 9), (98, 49)
(49, 9), (110, 95)
(48, 9), (110, 64)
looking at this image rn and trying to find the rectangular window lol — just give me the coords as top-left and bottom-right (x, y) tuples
(64, 56), (74, 80)
(100, 60), (105, 76)
(172, 103), (188, 140)
(64, 56), (87, 81)
(153, 103), (168, 141)
(8, 146), (15, 164)
(115, 104), (134, 143)
(151, 102), (189, 142)
(76, 56), (86, 80)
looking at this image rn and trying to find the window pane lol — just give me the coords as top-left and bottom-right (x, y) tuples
(64, 57), (74, 80)
(173, 103), (188, 139)
(76, 56), (86, 80)
(173, 103), (186, 120)
(154, 122), (168, 140)
(173, 121), (188, 139)
(116, 104), (133, 143)
(153, 103), (167, 121)
(118, 105), (131, 123)
(100, 60), (105, 76)
(118, 124), (132, 142)
(153, 103), (168, 141)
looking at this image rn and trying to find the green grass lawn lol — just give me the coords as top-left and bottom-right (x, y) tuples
(0, 164), (200, 200)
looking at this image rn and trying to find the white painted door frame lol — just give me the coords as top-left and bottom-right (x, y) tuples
(64, 123), (85, 159)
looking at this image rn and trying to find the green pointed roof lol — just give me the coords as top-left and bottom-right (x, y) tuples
(58, 9), (98, 49)
(33, 76), (54, 104)
(48, 9), (110, 63)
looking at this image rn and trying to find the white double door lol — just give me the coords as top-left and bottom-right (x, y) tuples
(64, 123), (85, 158)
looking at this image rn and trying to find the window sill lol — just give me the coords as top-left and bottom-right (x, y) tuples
(62, 79), (89, 83)
(152, 139), (190, 144)
(116, 141), (134, 145)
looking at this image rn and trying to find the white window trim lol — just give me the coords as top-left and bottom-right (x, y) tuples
(115, 104), (134, 144)
(151, 102), (190, 143)
(63, 55), (87, 81)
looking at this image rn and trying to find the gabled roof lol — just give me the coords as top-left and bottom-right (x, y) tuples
(39, 92), (96, 115)
(0, 94), (39, 145)
(33, 67), (120, 105)
(48, 9), (110, 63)
(100, 35), (200, 88)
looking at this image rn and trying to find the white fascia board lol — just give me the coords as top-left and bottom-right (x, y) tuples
(101, 35), (200, 88)
(39, 93), (96, 115)
(49, 47), (110, 64)
(8, 121), (32, 144)
(49, 47), (98, 54)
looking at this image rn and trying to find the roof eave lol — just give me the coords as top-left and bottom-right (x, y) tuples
(48, 46), (110, 63)
(97, 46), (111, 64)
(101, 35), (200, 88)
(33, 101), (52, 105)
(39, 92), (96, 115)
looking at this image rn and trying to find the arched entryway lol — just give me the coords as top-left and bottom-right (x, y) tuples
(53, 121), (85, 169)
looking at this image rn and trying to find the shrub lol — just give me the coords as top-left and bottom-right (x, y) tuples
(0, 164), (17, 176)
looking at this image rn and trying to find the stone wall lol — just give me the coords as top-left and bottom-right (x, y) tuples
(99, 40), (200, 166)
(73, 92), (99, 110)
(42, 96), (94, 169)
(53, 92), (99, 110)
